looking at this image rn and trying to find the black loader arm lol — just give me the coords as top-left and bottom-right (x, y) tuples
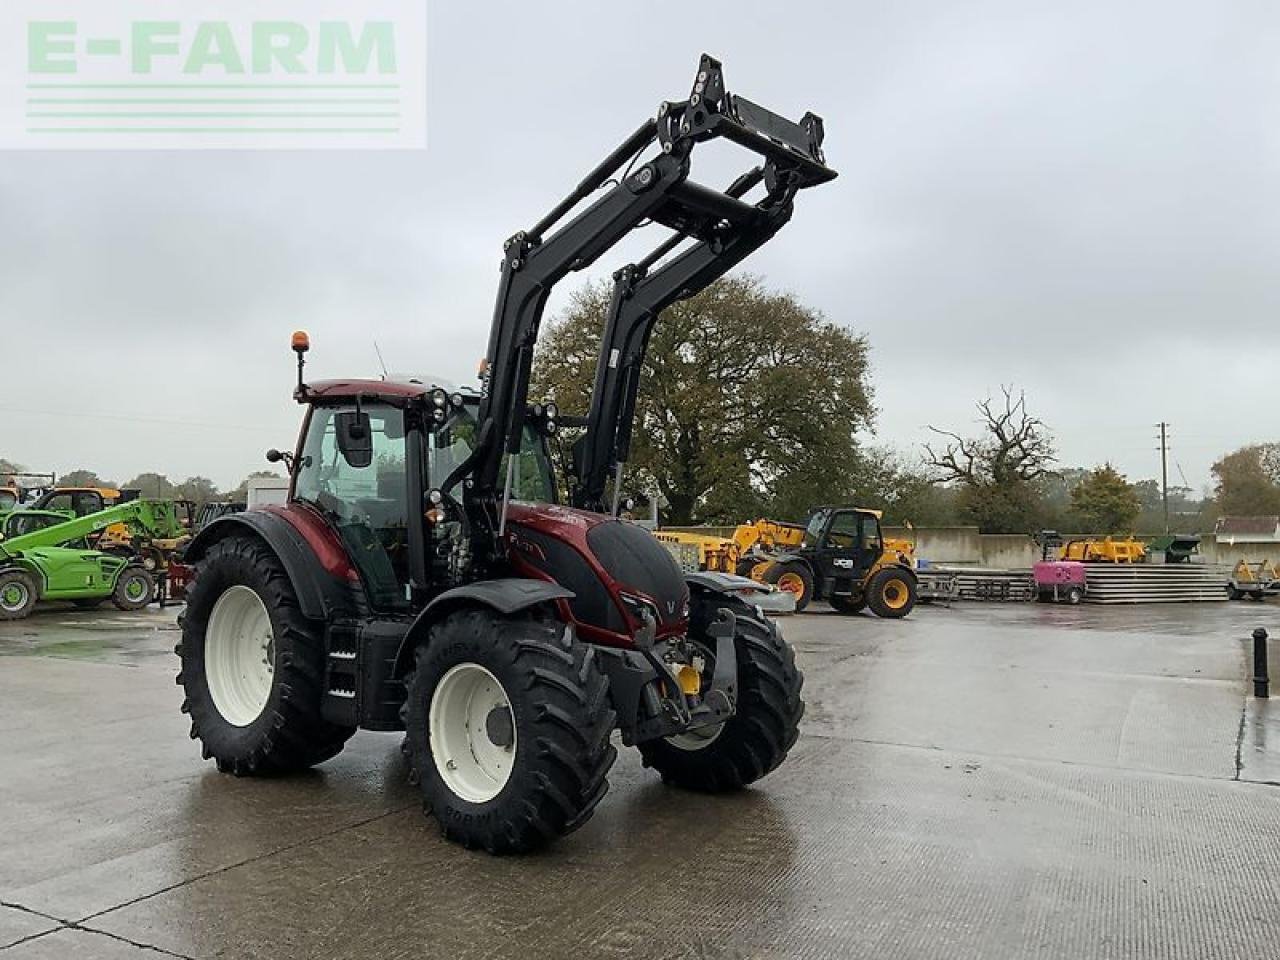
(569, 63), (838, 514)
(466, 53), (837, 552)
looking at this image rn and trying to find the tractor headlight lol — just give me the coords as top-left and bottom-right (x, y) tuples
(618, 591), (660, 624)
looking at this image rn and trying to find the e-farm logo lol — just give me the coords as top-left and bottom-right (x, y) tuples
(0, 1), (426, 149)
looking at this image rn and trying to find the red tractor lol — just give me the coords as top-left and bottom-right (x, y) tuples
(177, 56), (835, 853)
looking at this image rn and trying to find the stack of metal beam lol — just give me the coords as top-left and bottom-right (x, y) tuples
(1082, 564), (1229, 604)
(924, 566), (1035, 602)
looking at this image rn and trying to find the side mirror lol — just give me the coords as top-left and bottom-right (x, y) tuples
(335, 411), (373, 469)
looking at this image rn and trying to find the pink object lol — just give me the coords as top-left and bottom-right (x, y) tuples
(1034, 560), (1086, 588)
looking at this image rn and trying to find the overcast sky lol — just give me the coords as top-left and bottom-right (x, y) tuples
(2, 0), (1276, 495)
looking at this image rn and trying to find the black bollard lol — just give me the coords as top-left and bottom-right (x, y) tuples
(1253, 628), (1270, 699)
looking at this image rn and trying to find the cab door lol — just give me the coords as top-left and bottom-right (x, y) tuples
(813, 510), (879, 598)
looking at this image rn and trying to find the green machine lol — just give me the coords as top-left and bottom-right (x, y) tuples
(0, 499), (184, 620)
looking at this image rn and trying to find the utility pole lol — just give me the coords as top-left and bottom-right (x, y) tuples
(1157, 422), (1170, 534)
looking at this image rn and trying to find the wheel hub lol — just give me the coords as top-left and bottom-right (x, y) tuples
(429, 663), (516, 803)
(1, 582), (27, 610)
(204, 585), (275, 727)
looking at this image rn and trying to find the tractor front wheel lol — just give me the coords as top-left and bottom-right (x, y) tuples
(402, 608), (617, 854)
(638, 600), (804, 792)
(177, 535), (354, 775)
(764, 560), (814, 612)
(866, 567), (917, 619)
(112, 566), (155, 611)
(0, 569), (38, 620)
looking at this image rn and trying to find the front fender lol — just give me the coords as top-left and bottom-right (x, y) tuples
(686, 570), (796, 614)
(391, 578), (574, 679)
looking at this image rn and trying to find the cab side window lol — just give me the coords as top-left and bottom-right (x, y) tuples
(822, 512), (859, 550)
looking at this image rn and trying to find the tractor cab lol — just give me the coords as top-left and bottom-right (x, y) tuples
(801, 506), (885, 588)
(33, 487), (136, 518)
(285, 379), (560, 614)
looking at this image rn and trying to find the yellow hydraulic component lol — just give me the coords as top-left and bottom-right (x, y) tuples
(1059, 536), (1147, 564)
(676, 664), (702, 696)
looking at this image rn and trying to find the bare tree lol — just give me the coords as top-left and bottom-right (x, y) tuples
(925, 386), (1056, 487)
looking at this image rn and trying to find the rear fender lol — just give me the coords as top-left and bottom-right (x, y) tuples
(391, 579), (574, 679)
(183, 512), (355, 620)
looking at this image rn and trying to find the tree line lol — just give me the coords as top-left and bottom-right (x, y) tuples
(7, 275), (1273, 535)
(533, 276), (1270, 535)
(0, 461), (282, 509)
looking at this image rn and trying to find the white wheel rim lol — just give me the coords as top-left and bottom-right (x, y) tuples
(428, 663), (516, 803)
(205, 585), (274, 727)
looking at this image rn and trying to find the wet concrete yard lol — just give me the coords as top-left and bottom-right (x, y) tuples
(3, 600), (1280, 959)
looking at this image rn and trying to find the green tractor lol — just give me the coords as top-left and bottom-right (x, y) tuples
(0, 500), (180, 619)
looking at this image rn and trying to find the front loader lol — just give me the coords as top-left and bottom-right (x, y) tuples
(177, 56), (833, 853)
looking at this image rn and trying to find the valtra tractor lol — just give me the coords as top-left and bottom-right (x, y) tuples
(177, 56), (835, 853)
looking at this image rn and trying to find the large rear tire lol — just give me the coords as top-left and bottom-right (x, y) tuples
(638, 597), (804, 792)
(402, 608), (617, 854)
(866, 567), (917, 619)
(763, 560), (814, 612)
(177, 535), (354, 775)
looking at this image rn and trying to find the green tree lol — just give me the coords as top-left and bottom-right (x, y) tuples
(1211, 444), (1280, 516)
(173, 476), (221, 508)
(924, 387), (1056, 533)
(1069, 463), (1141, 533)
(59, 469), (117, 488)
(122, 472), (173, 498)
(532, 276), (875, 525)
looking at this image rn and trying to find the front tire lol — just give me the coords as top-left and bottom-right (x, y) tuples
(402, 608), (617, 854)
(177, 535), (354, 776)
(866, 567), (917, 619)
(764, 560), (814, 612)
(638, 598), (804, 792)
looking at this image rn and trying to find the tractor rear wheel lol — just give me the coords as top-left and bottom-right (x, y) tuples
(638, 599), (804, 792)
(0, 569), (38, 620)
(828, 594), (867, 615)
(177, 535), (354, 775)
(402, 608), (617, 854)
(866, 567), (917, 619)
(111, 566), (155, 611)
(764, 560), (814, 612)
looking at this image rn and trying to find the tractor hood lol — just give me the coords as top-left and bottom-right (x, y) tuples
(505, 503), (689, 642)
